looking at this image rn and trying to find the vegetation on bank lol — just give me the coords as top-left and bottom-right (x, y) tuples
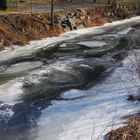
(0, 3), (138, 50)
(106, 115), (140, 140)
(0, 7), (109, 49)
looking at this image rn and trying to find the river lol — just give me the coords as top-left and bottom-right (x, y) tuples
(0, 16), (140, 140)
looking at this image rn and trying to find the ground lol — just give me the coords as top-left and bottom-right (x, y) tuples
(106, 115), (140, 140)
(0, 1), (109, 14)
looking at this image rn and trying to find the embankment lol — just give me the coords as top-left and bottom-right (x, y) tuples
(0, 5), (139, 49)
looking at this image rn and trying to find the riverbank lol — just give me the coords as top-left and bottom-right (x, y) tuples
(106, 115), (140, 140)
(0, 5), (139, 50)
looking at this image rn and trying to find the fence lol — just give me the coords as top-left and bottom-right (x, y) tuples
(1, 0), (140, 12)
(2, 0), (110, 12)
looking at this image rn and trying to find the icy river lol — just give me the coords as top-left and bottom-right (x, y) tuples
(0, 17), (140, 140)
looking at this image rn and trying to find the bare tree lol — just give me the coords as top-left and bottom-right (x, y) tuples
(0, 0), (7, 10)
(51, 0), (54, 26)
(107, 0), (111, 4)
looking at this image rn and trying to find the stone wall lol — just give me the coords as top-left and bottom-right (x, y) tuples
(55, 5), (139, 32)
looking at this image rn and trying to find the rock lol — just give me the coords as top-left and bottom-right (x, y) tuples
(84, 20), (95, 27)
(75, 18), (82, 24)
(61, 21), (68, 28)
(76, 24), (84, 29)
(107, 12), (112, 17)
(0, 39), (4, 47)
(61, 18), (76, 30)
(68, 12), (75, 17)
(77, 8), (86, 16)
(68, 18), (76, 29)
(85, 16), (91, 20)
(58, 15), (66, 21)
(61, 15), (76, 29)
(64, 26), (70, 32)
(80, 16), (86, 20)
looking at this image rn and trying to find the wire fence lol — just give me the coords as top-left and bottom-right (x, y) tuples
(7, 0), (33, 12)
(6, 0), (111, 12)
(1, 0), (140, 13)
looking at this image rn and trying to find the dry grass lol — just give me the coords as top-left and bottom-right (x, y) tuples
(106, 115), (140, 140)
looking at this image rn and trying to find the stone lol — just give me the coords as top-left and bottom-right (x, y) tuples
(58, 15), (66, 21)
(107, 12), (112, 16)
(61, 18), (76, 30)
(85, 16), (91, 20)
(76, 24), (84, 29)
(84, 20), (94, 27)
(70, 12), (75, 17)
(64, 26), (70, 32)
(61, 21), (68, 28)
(0, 39), (4, 47)
(68, 18), (76, 28)
(75, 19), (82, 24)
(77, 8), (86, 16)
(80, 16), (86, 20)
(77, 8), (85, 13)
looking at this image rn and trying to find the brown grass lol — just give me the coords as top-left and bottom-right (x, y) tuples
(0, 13), (65, 49)
(106, 115), (140, 140)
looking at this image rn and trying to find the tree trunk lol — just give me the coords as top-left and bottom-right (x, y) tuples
(0, 0), (7, 10)
(107, 0), (111, 4)
(51, 0), (54, 27)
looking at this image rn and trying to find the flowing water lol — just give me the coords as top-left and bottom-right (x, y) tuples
(0, 17), (140, 140)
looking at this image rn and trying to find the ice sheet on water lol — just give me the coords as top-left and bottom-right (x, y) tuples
(34, 49), (140, 140)
(2, 61), (43, 74)
(61, 89), (86, 99)
(77, 41), (107, 48)
(0, 16), (139, 62)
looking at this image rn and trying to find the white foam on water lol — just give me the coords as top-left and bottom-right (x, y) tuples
(0, 80), (23, 103)
(30, 58), (83, 76)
